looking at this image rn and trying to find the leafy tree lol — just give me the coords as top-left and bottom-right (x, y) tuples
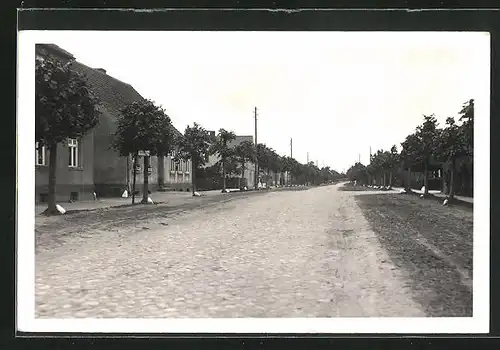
(288, 157), (303, 185)
(281, 156), (294, 186)
(273, 154), (285, 186)
(435, 117), (468, 200)
(415, 114), (440, 195)
(267, 148), (282, 186)
(256, 143), (271, 185)
(459, 99), (474, 157)
(175, 123), (213, 196)
(233, 140), (255, 189)
(36, 53), (101, 215)
(370, 150), (386, 186)
(347, 162), (367, 185)
(112, 100), (173, 204)
(387, 145), (400, 189)
(400, 133), (424, 192)
(210, 129), (237, 192)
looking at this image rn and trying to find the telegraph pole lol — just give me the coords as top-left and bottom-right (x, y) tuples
(254, 107), (258, 190)
(307, 152), (309, 163)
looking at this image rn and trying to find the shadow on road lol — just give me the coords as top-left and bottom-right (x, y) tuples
(356, 193), (473, 317)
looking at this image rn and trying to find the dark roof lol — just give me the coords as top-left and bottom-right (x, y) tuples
(70, 61), (182, 137)
(36, 44), (75, 60)
(206, 132), (253, 147)
(228, 135), (253, 147)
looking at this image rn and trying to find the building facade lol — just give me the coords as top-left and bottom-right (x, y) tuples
(35, 44), (191, 202)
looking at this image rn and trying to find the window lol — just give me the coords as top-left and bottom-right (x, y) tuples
(68, 138), (78, 167)
(35, 142), (46, 166)
(170, 157), (175, 172)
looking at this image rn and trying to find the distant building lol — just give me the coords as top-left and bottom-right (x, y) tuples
(202, 132), (256, 189)
(35, 44), (192, 203)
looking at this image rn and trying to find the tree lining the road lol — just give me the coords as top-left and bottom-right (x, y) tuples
(112, 100), (175, 204)
(175, 123), (214, 196)
(210, 129), (237, 192)
(35, 50), (101, 215)
(346, 99), (474, 198)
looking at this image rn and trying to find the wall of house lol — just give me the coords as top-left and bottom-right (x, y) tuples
(129, 155), (192, 194)
(92, 111), (128, 197)
(35, 132), (94, 203)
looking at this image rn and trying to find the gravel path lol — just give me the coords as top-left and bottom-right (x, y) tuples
(35, 183), (425, 318)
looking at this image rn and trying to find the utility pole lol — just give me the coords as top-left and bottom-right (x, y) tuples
(358, 153), (361, 164)
(254, 107), (258, 190)
(307, 152), (309, 164)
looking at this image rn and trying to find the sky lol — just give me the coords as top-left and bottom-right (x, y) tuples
(40, 31), (488, 173)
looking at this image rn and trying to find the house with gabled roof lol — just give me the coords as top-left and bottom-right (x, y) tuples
(35, 44), (192, 203)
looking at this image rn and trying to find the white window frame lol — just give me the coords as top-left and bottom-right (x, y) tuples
(35, 142), (46, 166)
(68, 138), (79, 167)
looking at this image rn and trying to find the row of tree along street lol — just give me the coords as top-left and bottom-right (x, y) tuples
(346, 99), (473, 200)
(35, 49), (344, 215)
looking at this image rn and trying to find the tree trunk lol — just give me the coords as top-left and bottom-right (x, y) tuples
(158, 155), (165, 190)
(406, 168), (411, 191)
(470, 163), (473, 197)
(441, 166), (445, 194)
(423, 161), (429, 195)
(142, 155), (150, 203)
(389, 171), (393, 189)
(132, 153), (138, 204)
(255, 163), (259, 190)
(192, 158), (197, 196)
(449, 158), (456, 200)
(241, 161), (245, 189)
(383, 172), (387, 187)
(222, 160), (226, 192)
(45, 142), (58, 215)
(126, 154), (130, 193)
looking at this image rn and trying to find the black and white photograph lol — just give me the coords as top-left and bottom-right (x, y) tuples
(17, 28), (490, 333)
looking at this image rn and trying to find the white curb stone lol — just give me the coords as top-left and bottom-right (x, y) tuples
(56, 204), (66, 214)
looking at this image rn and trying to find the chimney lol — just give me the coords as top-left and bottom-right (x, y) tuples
(95, 68), (107, 74)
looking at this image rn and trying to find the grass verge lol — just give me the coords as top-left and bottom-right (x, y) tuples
(356, 193), (473, 317)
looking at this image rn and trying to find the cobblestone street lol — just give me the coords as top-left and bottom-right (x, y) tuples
(35, 183), (426, 318)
